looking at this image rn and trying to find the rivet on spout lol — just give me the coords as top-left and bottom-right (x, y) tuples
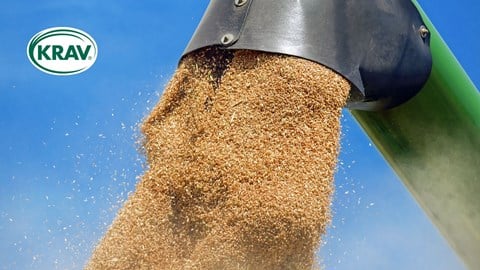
(221, 34), (235, 45)
(419, 25), (429, 39)
(234, 0), (248, 7)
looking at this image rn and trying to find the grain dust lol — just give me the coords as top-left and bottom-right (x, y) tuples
(86, 48), (351, 269)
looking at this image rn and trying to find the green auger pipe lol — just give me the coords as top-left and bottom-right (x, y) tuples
(352, 2), (480, 268)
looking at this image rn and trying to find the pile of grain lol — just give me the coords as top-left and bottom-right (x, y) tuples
(86, 48), (350, 270)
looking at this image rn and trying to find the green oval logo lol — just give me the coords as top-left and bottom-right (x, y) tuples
(27, 27), (98, 76)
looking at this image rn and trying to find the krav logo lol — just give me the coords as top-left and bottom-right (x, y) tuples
(27, 27), (98, 75)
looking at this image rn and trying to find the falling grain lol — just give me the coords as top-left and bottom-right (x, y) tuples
(86, 48), (351, 270)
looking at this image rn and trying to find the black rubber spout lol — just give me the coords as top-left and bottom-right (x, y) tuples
(182, 0), (432, 111)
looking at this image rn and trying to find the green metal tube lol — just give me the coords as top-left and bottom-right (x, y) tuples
(351, 2), (480, 269)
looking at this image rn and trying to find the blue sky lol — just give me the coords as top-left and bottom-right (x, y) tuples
(0, 1), (478, 269)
